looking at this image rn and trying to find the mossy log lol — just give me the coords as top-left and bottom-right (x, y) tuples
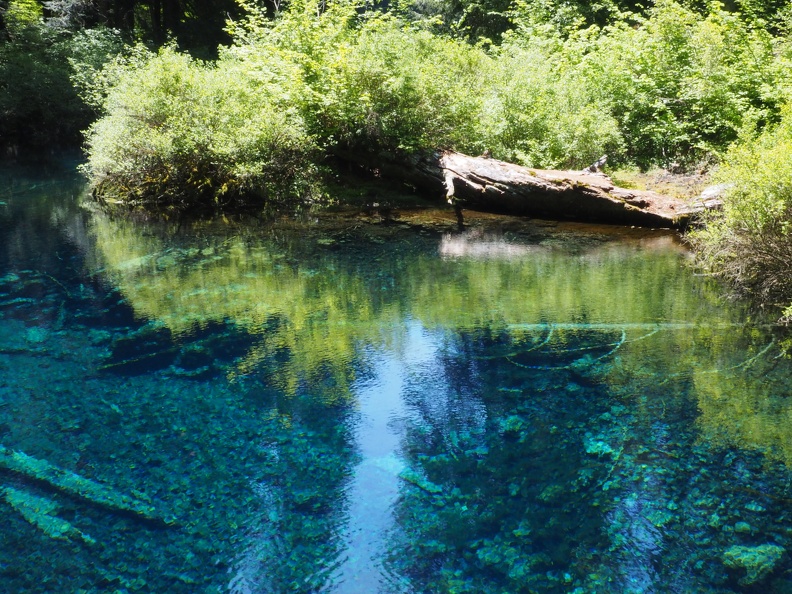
(0, 445), (171, 525)
(339, 149), (719, 228)
(4, 486), (96, 544)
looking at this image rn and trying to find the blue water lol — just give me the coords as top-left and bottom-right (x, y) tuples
(1, 161), (792, 593)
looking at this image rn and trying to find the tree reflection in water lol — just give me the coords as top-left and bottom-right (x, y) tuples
(85, 210), (791, 592)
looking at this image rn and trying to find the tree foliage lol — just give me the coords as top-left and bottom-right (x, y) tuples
(0, 0), (121, 152)
(40, 0), (243, 52)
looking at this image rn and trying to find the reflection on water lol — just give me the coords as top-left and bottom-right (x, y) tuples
(438, 231), (541, 259)
(1, 164), (792, 592)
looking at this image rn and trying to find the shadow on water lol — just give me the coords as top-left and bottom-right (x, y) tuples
(0, 165), (791, 592)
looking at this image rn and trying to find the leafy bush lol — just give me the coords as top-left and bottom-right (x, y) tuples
(481, 35), (623, 168)
(82, 46), (319, 210)
(688, 104), (792, 317)
(316, 16), (491, 154)
(577, 0), (785, 169)
(226, 4), (487, 154)
(308, 9), (619, 166)
(81, 0), (790, 211)
(233, 2), (621, 167)
(84, 0), (624, 208)
(488, 0), (786, 170)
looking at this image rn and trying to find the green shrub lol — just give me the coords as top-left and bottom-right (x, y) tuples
(481, 36), (623, 168)
(316, 16), (491, 154)
(81, 0), (789, 211)
(227, 4), (488, 155)
(578, 0), (785, 169)
(309, 9), (620, 167)
(248, 3), (620, 167)
(83, 1), (626, 209)
(688, 104), (792, 317)
(82, 46), (319, 211)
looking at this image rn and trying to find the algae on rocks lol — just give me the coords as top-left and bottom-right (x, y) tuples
(722, 543), (785, 585)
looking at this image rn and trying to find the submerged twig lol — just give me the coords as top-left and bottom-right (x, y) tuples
(40, 272), (73, 299)
(599, 429), (628, 489)
(655, 339), (777, 385)
(506, 329), (628, 371)
(473, 326), (555, 361)
(4, 486), (96, 545)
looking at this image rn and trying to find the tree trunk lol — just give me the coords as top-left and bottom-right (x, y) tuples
(111, 0), (137, 32)
(163, 0), (180, 38)
(151, 0), (163, 44)
(339, 149), (719, 229)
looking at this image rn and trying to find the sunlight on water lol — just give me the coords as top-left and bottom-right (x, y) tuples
(1, 163), (792, 593)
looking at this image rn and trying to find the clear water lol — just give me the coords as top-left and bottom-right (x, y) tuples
(1, 161), (792, 593)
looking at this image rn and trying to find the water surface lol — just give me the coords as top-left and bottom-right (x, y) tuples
(1, 162), (791, 593)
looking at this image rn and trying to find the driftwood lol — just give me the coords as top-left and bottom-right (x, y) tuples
(341, 149), (721, 228)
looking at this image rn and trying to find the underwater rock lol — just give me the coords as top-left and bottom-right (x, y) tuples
(722, 543), (785, 585)
(708, 513), (723, 529)
(500, 415), (526, 436)
(538, 484), (565, 503)
(175, 345), (213, 370)
(171, 345), (217, 379)
(735, 522), (752, 534)
(24, 327), (48, 345)
(87, 329), (113, 346)
(584, 436), (615, 458)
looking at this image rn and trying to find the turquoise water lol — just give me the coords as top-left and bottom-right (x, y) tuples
(1, 161), (792, 593)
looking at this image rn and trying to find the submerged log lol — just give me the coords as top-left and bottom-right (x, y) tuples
(4, 486), (96, 544)
(344, 149), (720, 228)
(0, 444), (172, 525)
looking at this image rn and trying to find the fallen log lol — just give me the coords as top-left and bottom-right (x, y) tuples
(340, 149), (720, 228)
(4, 486), (96, 544)
(0, 444), (173, 525)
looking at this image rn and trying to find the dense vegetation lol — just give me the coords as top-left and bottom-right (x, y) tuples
(2, 0), (792, 313)
(80, 0), (790, 201)
(689, 105), (792, 320)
